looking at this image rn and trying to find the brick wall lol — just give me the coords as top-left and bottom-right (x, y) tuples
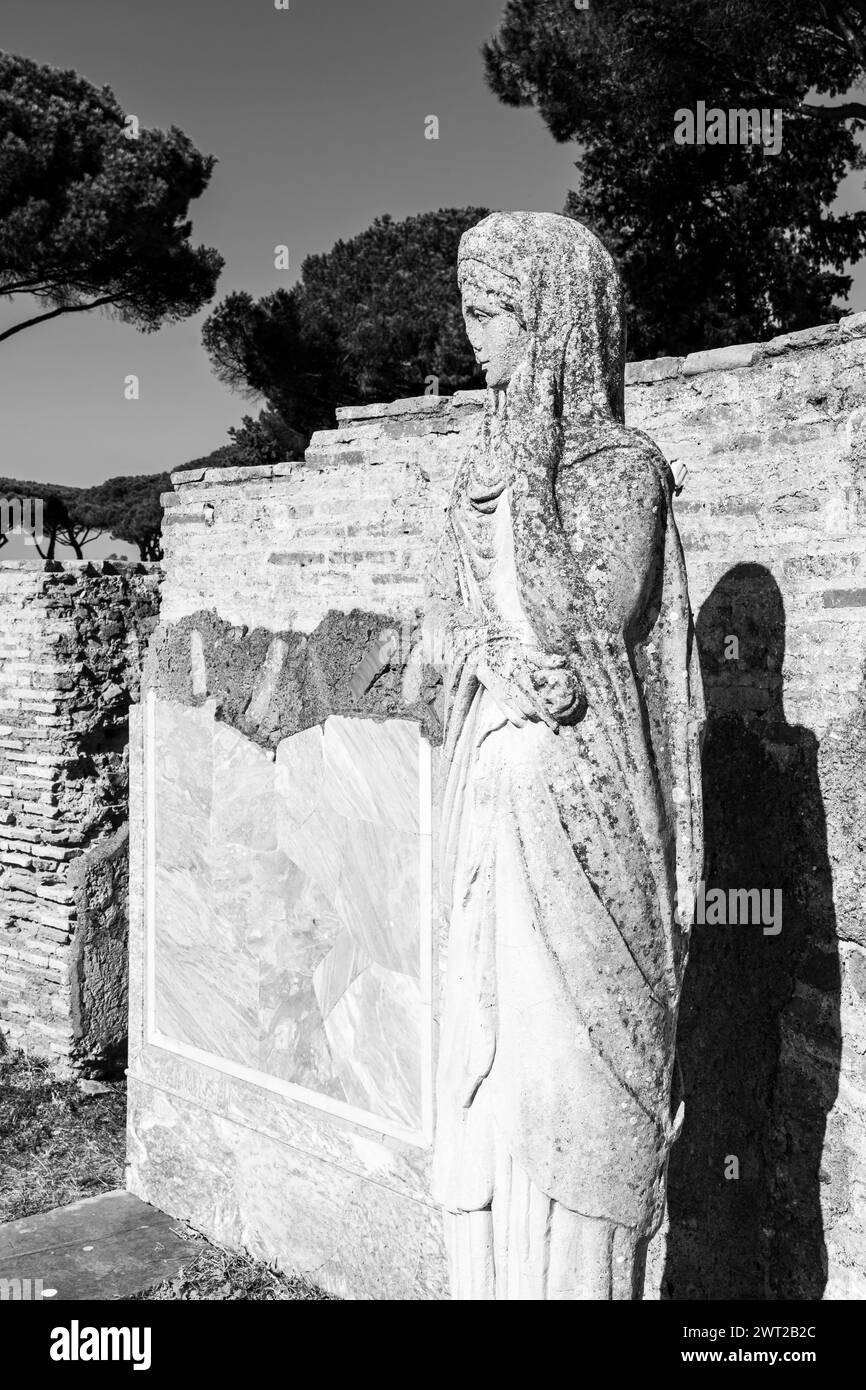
(626, 322), (866, 735)
(0, 561), (160, 1072)
(159, 394), (476, 633)
(624, 318), (866, 1301)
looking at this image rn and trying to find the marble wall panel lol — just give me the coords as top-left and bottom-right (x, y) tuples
(147, 696), (431, 1138)
(324, 963), (422, 1128)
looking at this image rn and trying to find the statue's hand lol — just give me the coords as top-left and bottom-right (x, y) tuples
(474, 641), (583, 730)
(528, 651), (586, 724)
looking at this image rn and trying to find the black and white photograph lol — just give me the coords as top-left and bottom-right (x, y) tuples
(1, 0), (865, 1358)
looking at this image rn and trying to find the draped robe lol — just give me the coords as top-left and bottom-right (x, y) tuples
(428, 209), (705, 1299)
(431, 436), (704, 1294)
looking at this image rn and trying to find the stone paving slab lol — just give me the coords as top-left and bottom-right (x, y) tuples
(0, 1189), (187, 1300)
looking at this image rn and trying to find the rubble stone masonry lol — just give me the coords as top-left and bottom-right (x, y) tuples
(0, 561), (159, 1073)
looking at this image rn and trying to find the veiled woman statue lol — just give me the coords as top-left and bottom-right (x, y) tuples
(427, 212), (705, 1300)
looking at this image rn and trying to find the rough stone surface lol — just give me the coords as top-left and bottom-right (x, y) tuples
(159, 399), (487, 634)
(68, 823), (130, 1072)
(682, 342), (761, 376)
(0, 562), (160, 1072)
(625, 356), (683, 385)
(146, 607), (442, 750)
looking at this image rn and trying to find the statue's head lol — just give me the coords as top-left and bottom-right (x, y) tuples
(457, 211), (626, 425)
(458, 241), (528, 391)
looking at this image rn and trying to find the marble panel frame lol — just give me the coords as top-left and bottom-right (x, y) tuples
(140, 690), (435, 1148)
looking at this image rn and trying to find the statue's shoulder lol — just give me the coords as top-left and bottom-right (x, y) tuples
(560, 426), (674, 501)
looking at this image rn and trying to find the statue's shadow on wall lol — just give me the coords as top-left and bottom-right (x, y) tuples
(663, 564), (842, 1300)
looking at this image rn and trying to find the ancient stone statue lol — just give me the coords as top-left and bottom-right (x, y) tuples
(427, 211), (705, 1300)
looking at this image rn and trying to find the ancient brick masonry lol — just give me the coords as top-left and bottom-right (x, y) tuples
(0, 561), (160, 1073)
(158, 394), (474, 634)
(625, 319), (866, 1301)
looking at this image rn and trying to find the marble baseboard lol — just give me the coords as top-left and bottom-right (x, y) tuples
(126, 1075), (448, 1301)
(129, 1043), (435, 1201)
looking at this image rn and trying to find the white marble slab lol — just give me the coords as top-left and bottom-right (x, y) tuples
(145, 694), (434, 1142)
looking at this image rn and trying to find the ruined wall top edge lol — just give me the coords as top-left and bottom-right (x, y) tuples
(168, 313), (866, 491)
(0, 559), (161, 576)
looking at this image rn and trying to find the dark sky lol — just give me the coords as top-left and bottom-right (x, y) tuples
(1, 0), (864, 506)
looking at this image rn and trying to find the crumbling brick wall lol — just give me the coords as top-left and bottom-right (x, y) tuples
(0, 561), (160, 1073)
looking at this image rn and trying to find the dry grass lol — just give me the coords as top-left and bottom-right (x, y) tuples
(129, 1225), (335, 1301)
(0, 1050), (126, 1224)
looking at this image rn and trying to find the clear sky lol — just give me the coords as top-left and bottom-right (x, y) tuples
(1, 0), (864, 512)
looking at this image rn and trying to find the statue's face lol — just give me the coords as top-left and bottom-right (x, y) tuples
(461, 282), (527, 389)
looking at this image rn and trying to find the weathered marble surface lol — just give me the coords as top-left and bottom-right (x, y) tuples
(126, 1075), (448, 1300)
(149, 699), (430, 1134)
(128, 1041), (435, 1203)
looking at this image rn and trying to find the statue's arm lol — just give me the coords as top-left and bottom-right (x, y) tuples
(558, 444), (665, 637)
(511, 442), (666, 654)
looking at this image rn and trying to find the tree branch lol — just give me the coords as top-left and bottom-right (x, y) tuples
(0, 277), (54, 295)
(800, 100), (866, 120)
(30, 527), (53, 560)
(0, 294), (119, 343)
(688, 30), (866, 121)
(0, 273), (104, 297)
